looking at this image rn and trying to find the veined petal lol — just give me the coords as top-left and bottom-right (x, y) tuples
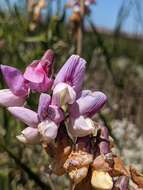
(70, 91), (107, 118)
(38, 93), (51, 121)
(48, 105), (64, 123)
(17, 127), (40, 144)
(0, 89), (26, 107)
(69, 116), (95, 137)
(53, 55), (86, 96)
(1, 65), (28, 97)
(7, 107), (38, 127)
(52, 82), (76, 106)
(38, 120), (58, 143)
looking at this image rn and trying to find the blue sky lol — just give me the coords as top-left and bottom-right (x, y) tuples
(1, 0), (143, 34)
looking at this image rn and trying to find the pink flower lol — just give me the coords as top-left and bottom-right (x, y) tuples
(0, 49), (54, 107)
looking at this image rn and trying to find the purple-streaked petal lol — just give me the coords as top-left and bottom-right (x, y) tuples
(48, 105), (64, 123)
(53, 55), (86, 96)
(114, 176), (129, 190)
(17, 127), (40, 144)
(38, 120), (59, 143)
(70, 91), (107, 118)
(0, 89), (26, 107)
(1, 65), (28, 97)
(52, 82), (76, 106)
(69, 116), (95, 137)
(7, 107), (38, 127)
(38, 93), (51, 121)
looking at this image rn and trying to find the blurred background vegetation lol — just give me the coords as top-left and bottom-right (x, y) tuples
(0, 0), (143, 189)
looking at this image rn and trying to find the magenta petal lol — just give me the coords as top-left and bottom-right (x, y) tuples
(7, 107), (38, 127)
(48, 105), (64, 123)
(24, 61), (45, 83)
(70, 91), (107, 117)
(53, 55), (86, 96)
(0, 89), (25, 107)
(1, 65), (28, 97)
(38, 93), (51, 121)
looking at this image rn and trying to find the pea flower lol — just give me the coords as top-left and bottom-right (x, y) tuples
(68, 90), (107, 137)
(0, 49), (54, 107)
(24, 49), (54, 93)
(52, 55), (86, 107)
(7, 93), (64, 144)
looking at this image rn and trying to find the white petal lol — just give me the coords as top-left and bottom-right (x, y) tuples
(38, 120), (58, 143)
(52, 82), (76, 106)
(69, 116), (95, 137)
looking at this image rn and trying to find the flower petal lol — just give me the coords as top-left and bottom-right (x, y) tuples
(1, 65), (28, 97)
(69, 116), (95, 137)
(70, 91), (107, 118)
(0, 89), (25, 107)
(24, 61), (44, 83)
(29, 75), (53, 93)
(48, 105), (64, 123)
(52, 82), (76, 106)
(17, 127), (40, 144)
(53, 55), (86, 96)
(7, 107), (38, 127)
(38, 120), (58, 143)
(38, 93), (51, 121)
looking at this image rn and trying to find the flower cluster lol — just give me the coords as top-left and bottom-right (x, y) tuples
(0, 49), (143, 189)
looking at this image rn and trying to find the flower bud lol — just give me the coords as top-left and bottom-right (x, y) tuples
(16, 127), (40, 144)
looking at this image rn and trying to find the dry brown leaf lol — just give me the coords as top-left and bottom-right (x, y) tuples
(92, 155), (112, 172)
(64, 150), (93, 172)
(130, 167), (143, 188)
(69, 166), (89, 185)
(44, 126), (72, 176)
(112, 156), (129, 177)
